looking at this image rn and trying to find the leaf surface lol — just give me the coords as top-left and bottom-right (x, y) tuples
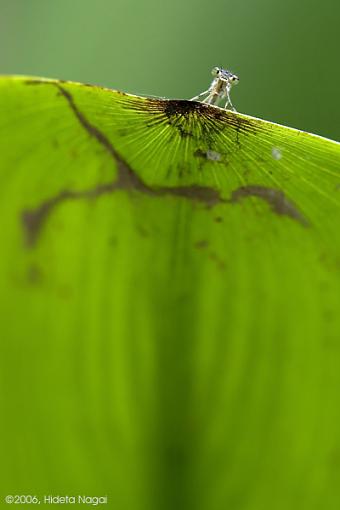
(1, 76), (340, 509)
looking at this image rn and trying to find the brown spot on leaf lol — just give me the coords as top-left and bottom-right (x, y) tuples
(208, 252), (226, 271)
(194, 240), (225, 270)
(162, 99), (205, 118)
(194, 240), (209, 249)
(27, 264), (43, 284)
(136, 224), (149, 237)
(156, 99), (257, 136)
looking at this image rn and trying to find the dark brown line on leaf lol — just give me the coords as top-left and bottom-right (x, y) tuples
(230, 185), (309, 226)
(54, 83), (138, 187)
(22, 182), (222, 247)
(22, 184), (117, 247)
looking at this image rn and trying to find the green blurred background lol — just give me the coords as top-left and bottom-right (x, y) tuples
(1, 0), (339, 138)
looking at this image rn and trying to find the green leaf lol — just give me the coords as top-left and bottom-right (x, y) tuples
(1, 76), (340, 509)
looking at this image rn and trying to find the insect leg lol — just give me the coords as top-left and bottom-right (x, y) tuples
(203, 93), (220, 105)
(190, 89), (210, 101)
(224, 87), (237, 111)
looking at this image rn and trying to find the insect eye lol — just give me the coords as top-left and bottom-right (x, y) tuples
(212, 67), (220, 76)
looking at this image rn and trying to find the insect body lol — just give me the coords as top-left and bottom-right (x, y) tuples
(190, 66), (239, 111)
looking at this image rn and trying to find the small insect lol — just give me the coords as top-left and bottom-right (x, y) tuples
(190, 66), (239, 111)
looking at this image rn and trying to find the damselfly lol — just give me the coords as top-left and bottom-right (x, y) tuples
(190, 66), (239, 111)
